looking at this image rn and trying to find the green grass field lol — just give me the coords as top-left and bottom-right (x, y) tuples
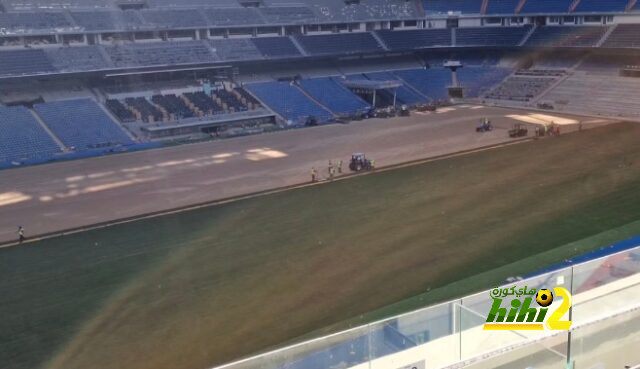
(3, 122), (640, 369)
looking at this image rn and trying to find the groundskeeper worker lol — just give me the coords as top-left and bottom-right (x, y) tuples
(311, 167), (317, 182)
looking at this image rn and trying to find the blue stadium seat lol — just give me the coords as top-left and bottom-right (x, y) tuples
(251, 37), (302, 58)
(246, 81), (333, 124)
(69, 10), (141, 31)
(45, 46), (111, 72)
(105, 41), (217, 67)
(456, 26), (531, 46)
(393, 69), (451, 100)
(203, 8), (264, 26)
(363, 72), (428, 105)
(486, 0), (520, 14)
(139, 9), (208, 28)
(574, 0), (629, 12)
(458, 67), (512, 97)
(423, 0), (482, 14)
(0, 12), (72, 32)
(298, 77), (370, 115)
(209, 39), (264, 61)
(525, 26), (607, 47)
(0, 49), (56, 76)
(34, 99), (133, 151)
(295, 33), (383, 56)
(520, 0), (572, 13)
(375, 29), (452, 50)
(0, 106), (61, 163)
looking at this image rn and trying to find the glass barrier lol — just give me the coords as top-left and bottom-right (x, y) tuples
(215, 245), (640, 369)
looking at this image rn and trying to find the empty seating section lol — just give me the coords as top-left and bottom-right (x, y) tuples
(393, 68), (451, 100)
(295, 33), (383, 55)
(148, 0), (240, 7)
(458, 67), (512, 97)
(69, 11), (141, 31)
(574, 0), (629, 12)
(4, 0), (112, 11)
(34, 99), (133, 150)
(124, 97), (163, 123)
(152, 94), (195, 119)
(236, 88), (261, 106)
(456, 26), (531, 46)
(246, 82), (332, 123)
(602, 25), (640, 48)
(0, 49), (55, 76)
(363, 72), (427, 105)
(204, 8), (264, 26)
(521, 0), (572, 13)
(214, 89), (250, 113)
(542, 74), (640, 117)
(298, 77), (370, 115)
(184, 92), (223, 115)
(45, 47), (111, 72)
(139, 9), (208, 28)
(376, 29), (451, 50)
(525, 26), (607, 47)
(209, 39), (264, 61)
(0, 12), (72, 32)
(423, 0), (482, 14)
(0, 106), (60, 162)
(259, 6), (318, 24)
(106, 99), (135, 122)
(251, 37), (302, 58)
(486, 76), (556, 101)
(486, 0), (520, 14)
(105, 41), (215, 67)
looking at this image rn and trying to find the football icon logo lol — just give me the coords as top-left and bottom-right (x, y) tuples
(536, 289), (554, 307)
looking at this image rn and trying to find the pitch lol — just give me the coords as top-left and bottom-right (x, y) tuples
(3, 121), (640, 369)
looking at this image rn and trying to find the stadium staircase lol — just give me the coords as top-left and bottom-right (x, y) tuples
(451, 28), (456, 47)
(292, 81), (336, 114)
(518, 24), (537, 46)
(289, 36), (309, 56)
(569, 0), (582, 12)
(30, 109), (67, 151)
(481, 0), (490, 14)
(596, 24), (618, 47)
(515, 0), (528, 13)
(371, 32), (390, 51)
(626, 0), (638, 11)
(97, 101), (138, 141)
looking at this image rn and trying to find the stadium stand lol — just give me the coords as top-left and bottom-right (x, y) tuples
(485, 0), (520, 14)
(375, 29), (451, 50)
(209, 39), (264, 61)
(105, 41), (216, 68)
(246, 81), (333, 123)
(423, 0), (482, 14)
(69, 10), (142, 31)
(295, 33), (383, 56)
(34, 98), (133, 150)
(0, 105), (61, 163)
(298, 77), (370, 115)
(139, 9), (208, 28)
(124, 97), (163, 123)
(520, 0), (572, 13)
(456, 26), (531, 46)
(147, 0), (240, 7)
(0, 11), (73, 33)
(602, 24), (640, 48)
(525, 26), (607, 47)
(214, 89), (252, 113)
(542, 73), (640, 117)
(203, 8), (264, 26)
(183, 92), (223, 115)
(458, 66), (512, 97)
(574, 0), (629, 12)
(393, 68), (451, 100)
(45, 46), (112, 72)
(0, 49), (55, 76)
(486, 75), (557, 101)
(259, 6), (318, 24)
(106, 99), (136, 123)
(251, 37), (302, 59)
(151, 94), (195, 119)
(2, 0), (114, 11)
(362, 72), (428, 105)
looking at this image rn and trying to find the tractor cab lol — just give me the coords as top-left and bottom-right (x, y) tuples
(476, 118), (493, 132)
(349, 153), (373, 172)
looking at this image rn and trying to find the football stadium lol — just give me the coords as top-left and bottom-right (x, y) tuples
(1, 0), (640, 369)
